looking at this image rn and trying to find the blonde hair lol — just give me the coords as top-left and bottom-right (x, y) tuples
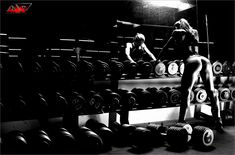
(133, 33), (145, 42)
(176, 18), (194, 34)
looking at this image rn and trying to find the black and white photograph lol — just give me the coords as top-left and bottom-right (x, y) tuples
(0, 0), (234, 154)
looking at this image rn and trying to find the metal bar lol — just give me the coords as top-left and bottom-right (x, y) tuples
(205, 14), (210, 60)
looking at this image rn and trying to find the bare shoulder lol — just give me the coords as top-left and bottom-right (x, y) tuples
(141, 43), (147, 48)
(126, 42), (133, 48)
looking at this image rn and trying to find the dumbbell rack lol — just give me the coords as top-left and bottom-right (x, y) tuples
(1, 32), (235, 141)
(194, 75), (235, 121)
(2, 71), (234, 139)
(111, 75), (235, 125)
(1, 53), (234, 134)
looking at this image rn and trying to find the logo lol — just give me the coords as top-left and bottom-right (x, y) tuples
(7, 3), (32, 14)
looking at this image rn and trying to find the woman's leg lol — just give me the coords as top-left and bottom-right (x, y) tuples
(179, 56), (202, 122)
(200, 56), (224, 132)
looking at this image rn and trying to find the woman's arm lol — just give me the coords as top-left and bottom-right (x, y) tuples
(142, 43), (156, 61)
(191, 29), (199, 53)
(125, 43), (136, 63)
(156, 36), (173, 61)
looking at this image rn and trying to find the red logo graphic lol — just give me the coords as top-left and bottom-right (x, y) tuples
(7, 3), (32, 14)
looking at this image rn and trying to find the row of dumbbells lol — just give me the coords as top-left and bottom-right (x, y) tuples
(111, 121), (215, 150)
(1, 57), (186, 79)
(1, 119), (216, 154)
(1, 89), (122, 121)
(189, 85), (235, 103)
(0, 86), (204, 121)
(216, 86), (235, 102)
(1, 119), (114, 154)
(212, 60), (235, 76)
(129, 85), (235, 109)
(2, 57), (234, 80)
(123, 59), (185, 78)
(2, 85), (234, 121)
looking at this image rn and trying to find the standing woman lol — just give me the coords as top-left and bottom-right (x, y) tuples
(157, 18), (224, 133)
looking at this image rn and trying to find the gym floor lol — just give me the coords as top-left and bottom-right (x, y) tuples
(100, 120), (235, 155)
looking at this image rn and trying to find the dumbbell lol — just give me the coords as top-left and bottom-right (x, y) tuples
(222, 61), (232, 76)
(67, 60), (78, 73)
(162, 60), (179, 76)
(101, 89), (121, 112)
(47, 60), (62, 73)
(94, 60), (110, 80)
(129, 126), (153, 149)
(31, 93), (49, 120)
(221, 109), (234, 126)
(175, 60), (185, 76)
(212, 60), (223, 75)
(48, 91), (68, 116)
(85, 119), (114, 150)
(118, 89), (137, 110)
(123, 60), (138, 78)
(153, 60), (166, 77)
(147, 123), (214, 149)
(167, 87), (182, 106)
(62, 92), (86, 128)
(4, 58), (25, 88)
(218, 87), (231, 101)
(68, 91), (86, 114)
(9, 95), (28, 120)
(33, 61), (43, 73)
(109, 121), (136, 147)
(193, 87), (208, 103)
(77, 59), (95, 77)
(8, 60), (25, 73)
(51, 127), (77, 153)
(60, 59), (77, 76)
(229, 87), (235, 100)
(3, 130), (28, 153)
(26, 129), (52, 153)
(159, 87), (172, 106)
(146, 87), (160, 108)
(55, 92), (68, 115)
(137, 60), (153, 78)
(146, 87), (168, 107)
(109, 59), (125, 79)
(86, 90), (104, 113)
(71, 126), (104, 153)
(131, 88), (153, 109)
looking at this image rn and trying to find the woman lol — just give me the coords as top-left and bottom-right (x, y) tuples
(157, 18), (224, 133)
(125, 33), (156, 63)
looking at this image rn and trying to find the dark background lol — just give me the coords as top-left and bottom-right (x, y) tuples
(1, 0), (234, 62)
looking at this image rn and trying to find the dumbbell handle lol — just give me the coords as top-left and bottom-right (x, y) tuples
(159, 131), (192, 136)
